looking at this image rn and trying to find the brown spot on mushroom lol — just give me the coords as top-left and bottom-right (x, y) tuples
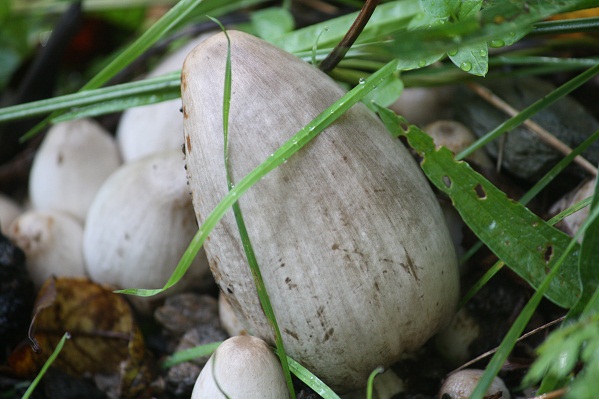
(285, 277), (297, 289)
(331, 243), (339, 250)
(182, 105), (189, 120)
(57, 153), (64, 165)
(181, 74), (187, 91)
(401, 253), (420, 282)
(185, 134), (192, 153)
(284, 328), (299, 341)
(323, 328), (334, 342)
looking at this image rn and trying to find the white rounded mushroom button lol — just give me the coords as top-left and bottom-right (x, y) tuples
(439, 369), (510, 399)
(191, 335), (290, 399)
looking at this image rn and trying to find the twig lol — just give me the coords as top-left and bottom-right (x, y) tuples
(528, 387), (568, 399)
(467, 82), (598, 177)
(319, 0), (380, 73)
(451, 316), (566, 374)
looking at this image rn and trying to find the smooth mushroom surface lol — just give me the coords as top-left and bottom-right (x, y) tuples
(29, 118), (121, 222)
(8, 209), (86, 288)
(116, 34), (212, 162)
(0, 193), (22, 235)
(83, 150), (209, 312)
(182, 31), (459, 391)
(438, 369), (510, 399)
(191, 335), (290, 399)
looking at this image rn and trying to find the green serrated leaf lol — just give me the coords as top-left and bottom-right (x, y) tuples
(272, 1), (422, 53)
(448, 41), (488, 75)
(457, 0), (482, 20)
(375, 106), (581, 308)
(250, 7), (294, 42)
(419, 0), (459, 19)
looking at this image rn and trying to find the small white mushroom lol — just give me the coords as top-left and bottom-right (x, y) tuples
(8, 210), (86, 288)
(435, 307), (481, 367)
(438, 369), (510, 399)
(423, 120), (493, 169)
(0, 193), (23, 234)
(191, 335), (290, 399)
(116, 35), (211, 162)
(83, 150), (209, 312)
(218, 292), (248, 337)
(389, 86), (456, 127)
(29, 118), (121, 222)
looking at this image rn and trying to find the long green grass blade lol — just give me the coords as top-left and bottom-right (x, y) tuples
(568, 178), (599, 320)
(0, 72), (180, 123)
(376, 106), (581, 308)
(468, 234), (581, 399)
(21, 332), (71, 399)
(282, 354), (341, 399)
(81, 0), (203, 90)
(116, 58), (399, 296)
(214, 20), (295, 398)
(161, 341), (222, 369)
(457, 63), (599, 161)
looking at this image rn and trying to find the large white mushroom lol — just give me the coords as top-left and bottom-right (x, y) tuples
(191, 335), (290, 399)
(28, 118), (121, 222)
(182, 31), (459, 391)
(83, 150), (209, 312)
(8, 209), (86, 288)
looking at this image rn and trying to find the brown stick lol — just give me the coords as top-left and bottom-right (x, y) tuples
(528, 388), (568, 399)
(319, 0), (380, 73)
(467, 82), (598, 177)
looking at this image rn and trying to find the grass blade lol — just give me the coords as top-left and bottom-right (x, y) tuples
(457, 63), (599, 161)
(21, 332), (71, 399)
(214, 20), (295, 398)
(161, 341), (222, 369)
(116, 59), (399, 297)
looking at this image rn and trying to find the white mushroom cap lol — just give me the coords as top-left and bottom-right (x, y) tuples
(83, 150), (209, 311)
(191, 335), (290, 399)
(435, 307), (480, 367)
(423, 120), (493, 169)
(8, 210), (86, 288)
(389, 86), (456, 127)
(29, 118), (121, 222)
(438, 369), (510, 399)
(116, 35), (212, 162)
(0, 193), (23, 234)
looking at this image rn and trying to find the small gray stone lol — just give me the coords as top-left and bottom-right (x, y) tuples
(454, 77), (599, 181)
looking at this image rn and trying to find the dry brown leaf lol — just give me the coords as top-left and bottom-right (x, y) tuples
(7, 277), (155, 398)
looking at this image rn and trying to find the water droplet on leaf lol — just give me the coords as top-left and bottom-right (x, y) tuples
(358, 77), (365, 84)
(479, 49), (487, 57)
(418, 60), (427, 67)
(460, 62), (472, 72)
(489, 40), (505, 48)
(448, 48), (458, 56)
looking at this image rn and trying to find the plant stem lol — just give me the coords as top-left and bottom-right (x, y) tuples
(319, 0), (380, 73)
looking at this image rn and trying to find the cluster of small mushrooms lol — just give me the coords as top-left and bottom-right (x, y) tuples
(4, 28), (594, 398)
